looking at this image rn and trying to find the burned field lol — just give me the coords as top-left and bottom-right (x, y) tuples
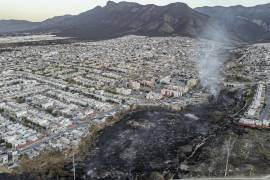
(75, 88), (255, 179)
(5, 87), (270, 180)
(85, 108), (222, 179)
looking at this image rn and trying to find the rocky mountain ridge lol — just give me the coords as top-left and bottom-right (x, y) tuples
(1, 1), (270, 42)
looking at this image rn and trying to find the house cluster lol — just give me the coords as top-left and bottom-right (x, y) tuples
(160, 78), (198, 98)
(0, 115), (41, 149)
(228, 44), (270, 82)
(0, 35), (216, 165)
(246, 83), (265, 118)
(0, 100), (72, 132)
(239, 82), (270, 128)
(0, 142), (18, 167)
(226, 44), (270, 129)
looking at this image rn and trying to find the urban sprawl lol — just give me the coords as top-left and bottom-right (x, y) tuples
(0, 35), (270, 168)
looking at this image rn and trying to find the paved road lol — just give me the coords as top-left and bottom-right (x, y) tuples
(20, 129), (65, 153)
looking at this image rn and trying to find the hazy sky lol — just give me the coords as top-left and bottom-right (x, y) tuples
(0, 0), (269, 21)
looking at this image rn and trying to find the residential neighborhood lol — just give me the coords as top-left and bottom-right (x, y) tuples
(0, 35), (212, 167)
(1, 34), (270, 172)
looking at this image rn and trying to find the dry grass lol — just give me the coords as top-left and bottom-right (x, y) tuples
(17, 150), (71, 179)
(0, 166), (12, 173)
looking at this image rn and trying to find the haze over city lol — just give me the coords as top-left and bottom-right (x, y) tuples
(0, 0), (270, 21)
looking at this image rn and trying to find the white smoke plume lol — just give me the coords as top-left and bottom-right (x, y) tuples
(195, 24), (230, 97)
(197, 43), (224, 97)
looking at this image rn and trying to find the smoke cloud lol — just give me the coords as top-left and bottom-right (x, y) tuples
(197, 43), (224, 97)
(195, 25), (229, 96)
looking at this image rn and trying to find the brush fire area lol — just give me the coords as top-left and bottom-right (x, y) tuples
(72, 87), (270, 179)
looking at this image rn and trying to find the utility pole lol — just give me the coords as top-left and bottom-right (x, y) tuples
(73, 152), (76, 180)
(225, 135), (235, 177)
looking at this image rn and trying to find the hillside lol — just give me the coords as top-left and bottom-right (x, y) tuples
(50, 1), (212, 40)
(195, 3), (270, 42)
(1, 1), (270, 42)
(0, 1), (212, 40)
(0, 20), (38, 33)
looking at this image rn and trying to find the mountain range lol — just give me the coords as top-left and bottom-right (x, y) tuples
(195, 4), (270, 42)
(1, 1), (270, 42)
